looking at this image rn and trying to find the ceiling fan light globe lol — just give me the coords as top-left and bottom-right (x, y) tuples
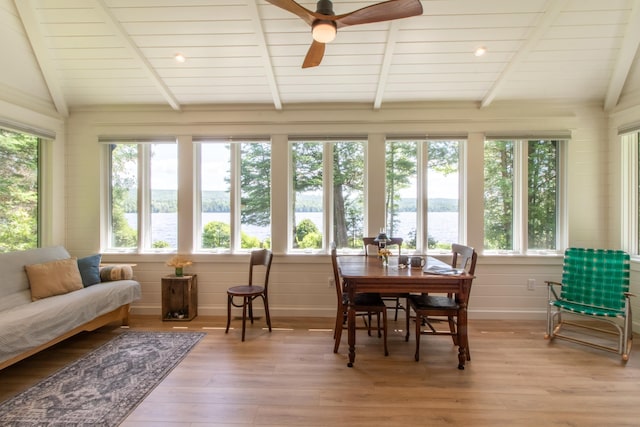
(312, 21), (336, 43)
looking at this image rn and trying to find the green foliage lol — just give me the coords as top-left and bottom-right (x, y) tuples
(110, 144), (138, 248)
(201, 220), (269, 249)
(291, 143), (323, 248)
(241, 232), (261, 249)
(0, 130), (38, 252)
(386, 141), (417, 237)
(528, 140), (558, 250)
(484, 140), (514, 250)
(333, 141), (364, 247)
(240, 142), (271, 227)
(296, 218), (322, 248)
(202, 221), (230, 249)
(153, 240), (170, 248)
(299, 231), (322, 249)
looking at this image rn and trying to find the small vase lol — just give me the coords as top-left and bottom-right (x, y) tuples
(381, 256), (388, 267)
(175, 267), (183, 277)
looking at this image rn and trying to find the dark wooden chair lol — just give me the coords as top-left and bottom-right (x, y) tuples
(225, 249), (273, 341)
(331, 242), (388, 356)
(406, 243), (477, 361)
(363, 236), (405, 320)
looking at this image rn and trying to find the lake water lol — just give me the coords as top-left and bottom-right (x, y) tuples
(126, 211), (458, 248)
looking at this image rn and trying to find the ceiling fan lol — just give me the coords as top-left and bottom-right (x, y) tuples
(265, 0), (423, 68)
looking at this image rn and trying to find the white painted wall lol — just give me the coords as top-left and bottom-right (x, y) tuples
(60, 101), (629, 326)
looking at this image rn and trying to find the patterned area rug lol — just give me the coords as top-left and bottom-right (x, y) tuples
(0, 331), (205, 426)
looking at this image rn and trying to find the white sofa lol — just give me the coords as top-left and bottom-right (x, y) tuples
(0, 246), (141, 369)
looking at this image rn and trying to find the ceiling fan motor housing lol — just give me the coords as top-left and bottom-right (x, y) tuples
(315, 0), (335, 15)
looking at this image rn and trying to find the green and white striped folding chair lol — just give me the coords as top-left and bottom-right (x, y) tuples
(545, 248), (634, 361)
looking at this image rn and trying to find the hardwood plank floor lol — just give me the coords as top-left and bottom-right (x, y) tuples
(1, 315), (638, 426)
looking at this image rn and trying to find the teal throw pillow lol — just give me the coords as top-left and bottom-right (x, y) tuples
(77, 254), (102, 287)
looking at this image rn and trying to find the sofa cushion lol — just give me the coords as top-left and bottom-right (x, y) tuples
(99, 264), (133, 282)
(0, 246), (70, 298)
(77, 254), (102, 287)
(25, 258), (84, 301)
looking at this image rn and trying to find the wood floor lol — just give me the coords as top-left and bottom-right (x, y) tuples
(1, 315), (638, 426)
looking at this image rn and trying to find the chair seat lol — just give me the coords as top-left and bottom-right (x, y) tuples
(348, 292), (386, 307)
(409, 294), (459, 310)
(552, 300), (624, 317)
(227, 285), (265, 296)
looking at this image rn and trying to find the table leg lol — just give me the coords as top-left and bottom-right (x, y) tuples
(457, 302), (467, 370)
(347, 290), (356, 367)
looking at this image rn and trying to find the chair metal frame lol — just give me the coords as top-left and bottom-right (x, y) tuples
(225, 249), (273, 341)
(545, 247), (634, 361)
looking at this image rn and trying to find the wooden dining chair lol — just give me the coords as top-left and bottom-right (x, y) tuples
(225, 249), (273, 341)
(406, 243), (477, 361)
(363, 236), (406, 321)
(331, 242), (388, 356)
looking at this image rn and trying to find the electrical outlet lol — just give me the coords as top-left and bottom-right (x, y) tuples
(527, 278), (536, 291)
(328, 276), (334, 288)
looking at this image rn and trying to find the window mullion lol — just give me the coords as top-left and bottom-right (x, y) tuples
(324, 142), (333, 250)
(139, 145), (151, 252)
(418, 141), (427, 252)
(621, 132), (638, 254)
(230, 143), (241, 252)
(513, 140), (527, 254)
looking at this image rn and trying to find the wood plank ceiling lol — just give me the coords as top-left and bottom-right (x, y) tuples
(1, 0), (639, 116)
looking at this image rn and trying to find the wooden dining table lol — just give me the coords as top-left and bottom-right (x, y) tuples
(337, 255), (474, 369)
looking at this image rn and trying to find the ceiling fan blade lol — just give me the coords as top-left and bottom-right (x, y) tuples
(302, 40), (326, 68)
(335, 0), (423, 28)
(264, 0), (317, 26)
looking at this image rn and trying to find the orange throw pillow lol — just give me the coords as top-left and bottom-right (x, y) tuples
(25, 257), (84, 301)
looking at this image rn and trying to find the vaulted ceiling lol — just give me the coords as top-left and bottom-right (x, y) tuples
(1, 0), (639, 117)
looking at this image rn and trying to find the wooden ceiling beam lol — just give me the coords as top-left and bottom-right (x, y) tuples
(14, 0), (68, 117)
(374, 21), (400, 110)
(248, 0), (282, 110)
(481, 0), (568, 108)
(604, 0), (640, 111)
(93, 0), (181, 111)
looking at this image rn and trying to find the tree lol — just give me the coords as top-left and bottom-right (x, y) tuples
(385, 141), (417, 238)
(110, 144), (138, 248)
(528, 140), (557, 249)
(484, 140), (514, 250)
(332, 142), (364, 248)
(291, 143), (323, 248)
(202, 221), (231, 248)
(0, 130), (38, 252)
(240, 142), (271, 227)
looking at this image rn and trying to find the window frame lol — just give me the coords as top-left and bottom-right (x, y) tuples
(0, 128), (42, 251)
(384, 137), (466, 254)
(483, 138), (567, 255)
(620, 130), (638, 255)
(194, 137), (272, 254)
(103, 139), (178, 254)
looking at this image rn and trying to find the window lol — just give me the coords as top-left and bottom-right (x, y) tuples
(620, 130), (639, 255)
(107, 141), (177, 252)
(290, 138), (365, 252)
(385, 138), (461, 252)
(484, 139), (563, 254)
(197, 139), (271, 252)
(0, 128), (40, 252)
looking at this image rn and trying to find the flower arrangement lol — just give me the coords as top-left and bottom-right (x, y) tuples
(378, 248), (392, 265)
(166, 255), (193, 277)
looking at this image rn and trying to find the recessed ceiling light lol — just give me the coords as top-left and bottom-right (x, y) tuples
(474, 46), (487, 57)
(174, 53), (186, 63)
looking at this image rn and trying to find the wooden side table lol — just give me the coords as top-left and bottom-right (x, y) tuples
(161, 274), (198, 321)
